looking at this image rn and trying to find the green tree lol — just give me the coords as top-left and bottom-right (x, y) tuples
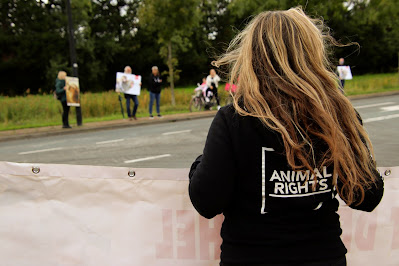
(177, 0), (236, 84)
(139, 0), (202, 105)
(87, 0), (142, 90)
(344, 0), (399, 73)
(1, 0), (398, 96)
(226, 0), (399, 74)
(0, 0), (67, 95)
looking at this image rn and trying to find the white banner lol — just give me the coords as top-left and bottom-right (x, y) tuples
(0, 162), (397, 265)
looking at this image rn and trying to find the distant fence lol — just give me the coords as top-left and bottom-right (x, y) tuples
(0, 162), (397, 265)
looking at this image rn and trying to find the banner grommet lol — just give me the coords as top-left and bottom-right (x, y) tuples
(128, 170), (136, 178)
(32, 166), (40, 174)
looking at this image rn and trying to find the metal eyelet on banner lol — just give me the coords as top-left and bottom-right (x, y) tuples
(384, 169), (391, 177)
(128, 170), (136, 178)
(32, 166), (40, 174)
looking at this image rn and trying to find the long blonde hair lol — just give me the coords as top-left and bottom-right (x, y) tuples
(214, 7), (377, 205)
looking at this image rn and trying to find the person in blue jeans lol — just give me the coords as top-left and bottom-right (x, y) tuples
(148, 66), (162, 119)
(123, 66), (140, 121)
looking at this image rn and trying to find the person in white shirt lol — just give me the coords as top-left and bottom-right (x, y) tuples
(122, 66), (140, 120)
(206, 69), (221, 110)
(337, 58), (347, 89)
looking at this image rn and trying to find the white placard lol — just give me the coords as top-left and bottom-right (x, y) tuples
(115, 72), (141, 95)
(337, 65), (353, 80)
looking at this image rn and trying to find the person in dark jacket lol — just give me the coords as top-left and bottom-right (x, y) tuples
(55, 71), (71, 128)
(189, 7), (384, 266)
(148, 66), (162, 118)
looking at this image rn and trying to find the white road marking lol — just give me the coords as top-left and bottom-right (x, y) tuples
(380, 105), (399, 112)
(162, 129), (192, 136)
(354, 102), (395, 109)
(18, 147), (63, 155)
(363, 114), (399, 123)
(96, 138), (125, 145)
(124, 154), (171, 164)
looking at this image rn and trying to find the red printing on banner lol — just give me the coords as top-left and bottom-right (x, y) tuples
(355, 212), (378, 251)
(340, 208), (378, 251)
(199, 215), (223, 260)
(340, 207), (353, 251)
(392, 207), (399, 249)
(156, 209), (223, 260)
(156, 209), (173, 259)
(176, 210), (196, 259)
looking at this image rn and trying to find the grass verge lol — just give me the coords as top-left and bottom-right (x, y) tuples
(1, 73), (398, 131)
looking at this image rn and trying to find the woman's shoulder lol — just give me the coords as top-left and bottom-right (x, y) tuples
(219, 104), (278, 132)
(218, 104), (245, 127)
(218, 104), (235, 116)
(217, 104), (283, 149)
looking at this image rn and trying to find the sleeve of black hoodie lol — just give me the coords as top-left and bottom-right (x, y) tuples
(338, 167), (384, 212)
(189, 108), (237, 219)
(337, 110), (384, 212)
(148, 75), (155, 92)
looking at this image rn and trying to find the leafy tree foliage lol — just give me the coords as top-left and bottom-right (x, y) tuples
(0, 0), (397, 96)
(139, 0), (202, 105)
(0, 0), (67, 95)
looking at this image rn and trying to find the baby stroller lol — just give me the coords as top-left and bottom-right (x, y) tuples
(189, 82), (217, 112)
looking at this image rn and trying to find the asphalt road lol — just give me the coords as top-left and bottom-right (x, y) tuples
(0, 94), (398, 168)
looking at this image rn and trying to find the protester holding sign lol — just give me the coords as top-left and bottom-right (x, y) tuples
(121, 66), (140, 121)
(189, 7), (384, 266)
(336, 58), (353, 90)
(55, 71), (71, 129)
(206, 69), (221, 110)
(148, 66), (163, 119)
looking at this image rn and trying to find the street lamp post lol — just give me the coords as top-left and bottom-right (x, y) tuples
(65, 0), (82, 126)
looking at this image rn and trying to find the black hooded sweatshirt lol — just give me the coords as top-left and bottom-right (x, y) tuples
(148, 74), (162, 94)
(189, 104), (384, 265)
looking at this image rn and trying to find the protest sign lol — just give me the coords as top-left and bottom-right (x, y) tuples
(65, 76), (80, 107)
(337, 65), (353, 80)
(116, 72), (141, 95)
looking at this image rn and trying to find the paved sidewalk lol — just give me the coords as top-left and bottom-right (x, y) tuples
(0, 111), (217, 142)
(346, 90), (399, 100)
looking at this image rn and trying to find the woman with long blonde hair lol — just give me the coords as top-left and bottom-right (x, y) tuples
(55, 71), (71, 128)
(189, 7), (383, 265)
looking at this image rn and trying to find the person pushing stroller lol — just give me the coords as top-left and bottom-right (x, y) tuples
(206, 69), (221, 110)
